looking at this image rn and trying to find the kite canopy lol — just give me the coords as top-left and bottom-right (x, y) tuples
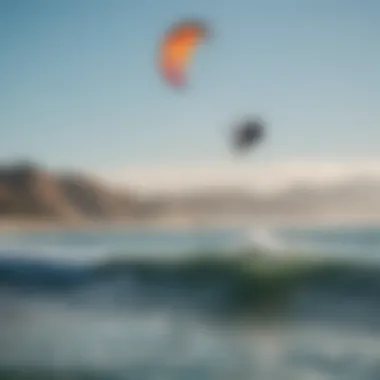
(158, 20), (209, 89)
(231, 118), (265, 154)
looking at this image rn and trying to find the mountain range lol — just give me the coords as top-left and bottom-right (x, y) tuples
(0, 161), (144, 222)
(0, 161), (379, 222)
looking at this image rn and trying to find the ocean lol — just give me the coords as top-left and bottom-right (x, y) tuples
(0, 223), (379, 380)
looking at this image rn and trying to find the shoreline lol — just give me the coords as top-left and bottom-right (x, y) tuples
(0, 214), (379, 235)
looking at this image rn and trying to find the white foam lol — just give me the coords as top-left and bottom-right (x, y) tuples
(243, 227), (286, 255)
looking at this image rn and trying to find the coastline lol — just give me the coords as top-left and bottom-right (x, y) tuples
(0, 213), (379, 235)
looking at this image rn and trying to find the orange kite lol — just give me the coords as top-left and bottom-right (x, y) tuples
(158, 20), (209, 89)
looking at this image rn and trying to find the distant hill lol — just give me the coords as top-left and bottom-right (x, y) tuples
(151, 178), (380, 219)
(0, 162), (144, 221)
(0, 161), (379, 223)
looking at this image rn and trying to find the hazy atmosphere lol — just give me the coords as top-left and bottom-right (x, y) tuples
(0, 1), (379, 380)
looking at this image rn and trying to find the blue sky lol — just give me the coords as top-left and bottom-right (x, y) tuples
(0, 0), (379, 174)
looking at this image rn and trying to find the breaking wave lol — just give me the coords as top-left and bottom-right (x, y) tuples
(0, 250), (380, 325)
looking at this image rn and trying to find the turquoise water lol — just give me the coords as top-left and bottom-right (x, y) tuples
(0, 224), (380, 379)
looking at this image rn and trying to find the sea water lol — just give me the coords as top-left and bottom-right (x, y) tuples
(0, 224), (380, 379)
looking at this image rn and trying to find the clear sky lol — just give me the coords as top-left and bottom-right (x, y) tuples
(0, 0), (379, 182)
